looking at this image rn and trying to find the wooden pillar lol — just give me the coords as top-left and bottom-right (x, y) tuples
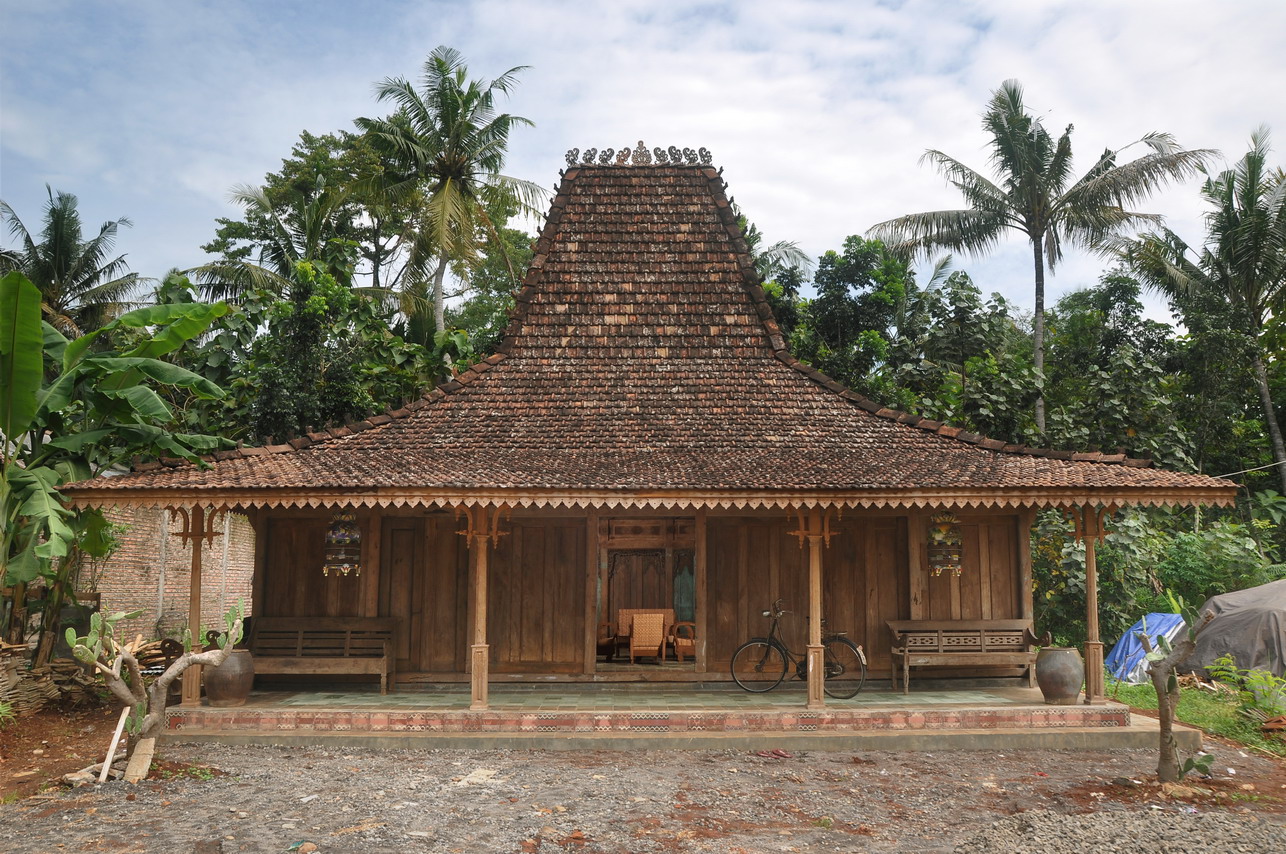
(171, 506), (222, 707)
(806, 507), (825, 709)
(459, 505), (507, 711)
(1070, 505), (1109, 705)
(584, 509), (600, 674)
(694, 509), (708, 673)
(791, 506), (838, 710)
(1018, 508), (1037, 621)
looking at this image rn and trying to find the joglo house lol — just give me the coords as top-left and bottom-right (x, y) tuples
(65, 146), (1235, 723)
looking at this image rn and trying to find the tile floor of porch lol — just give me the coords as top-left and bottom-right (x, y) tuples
(163, 683), (1199, 752)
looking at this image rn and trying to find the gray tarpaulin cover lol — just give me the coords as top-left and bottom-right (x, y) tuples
(1185, 578), (1286, 677)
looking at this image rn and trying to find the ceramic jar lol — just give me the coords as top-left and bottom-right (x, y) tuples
(1035, 646), (1083, 705)
(204, 649), (254, 707)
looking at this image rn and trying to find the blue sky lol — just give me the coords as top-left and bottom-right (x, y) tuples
(3, 0), (1285, 321)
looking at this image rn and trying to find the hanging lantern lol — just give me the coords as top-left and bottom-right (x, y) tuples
(927, 510), (963, 577)
(323, 511), (361, 577)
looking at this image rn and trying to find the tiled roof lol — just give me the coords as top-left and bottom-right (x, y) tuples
(64, 163), (1235, 509)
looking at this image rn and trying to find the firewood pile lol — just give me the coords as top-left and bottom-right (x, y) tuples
(1, 637), (183, 715)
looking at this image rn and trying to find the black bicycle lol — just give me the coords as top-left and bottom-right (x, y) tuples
(730, 599), (867, 699)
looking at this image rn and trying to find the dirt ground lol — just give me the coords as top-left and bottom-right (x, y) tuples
(3, 705), (1286, 853)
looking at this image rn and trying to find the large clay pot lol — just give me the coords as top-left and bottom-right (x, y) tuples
(1036, 646), (1084, 705)
(204, 649), (254, 707)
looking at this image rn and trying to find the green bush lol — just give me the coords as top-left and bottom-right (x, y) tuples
(0, 699), (13, 728)
(1207, 654), (1286, 719)
(1033, 509), (1283, 648)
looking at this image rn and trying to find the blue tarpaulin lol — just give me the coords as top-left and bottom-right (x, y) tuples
(1105, 613), (1188, 684)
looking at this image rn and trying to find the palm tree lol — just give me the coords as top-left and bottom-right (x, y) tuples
(355, 45), (544, 333)
(869, 80), (1212, 433)
(190, 177), (356, 301)
(1126, 128), (1286, 491)
(0, 186), (140, 336)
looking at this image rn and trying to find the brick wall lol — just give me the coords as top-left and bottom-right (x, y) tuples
(84, 507), (256, 642)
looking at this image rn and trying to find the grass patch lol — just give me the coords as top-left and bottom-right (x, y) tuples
(1110, 679), (1286, 757)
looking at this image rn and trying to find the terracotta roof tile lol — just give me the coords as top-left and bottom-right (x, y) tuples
(65, 163), (1234, 504)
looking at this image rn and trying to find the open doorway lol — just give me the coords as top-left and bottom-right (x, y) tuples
(596, 518), (696, 671)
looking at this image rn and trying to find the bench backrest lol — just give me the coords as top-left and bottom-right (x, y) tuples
(249, 617), (395, 659)
(616, 608), (675, 637)
(887, 619), (1036, 654)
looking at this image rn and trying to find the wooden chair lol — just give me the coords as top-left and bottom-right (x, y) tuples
(629, 613), (666, 664)
(669, 621), (697, 662)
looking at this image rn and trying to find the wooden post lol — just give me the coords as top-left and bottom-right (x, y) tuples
(459, 505), (507, 711)
(694, 509), (708, 673)
(1018, 508), (1037, 621)
(806, 506), (825, 709)
(1070, 505), (1108, 705)
(584, 509), (599, 674)
(170, 506), (222, 707)
(790, 506), (837, 710)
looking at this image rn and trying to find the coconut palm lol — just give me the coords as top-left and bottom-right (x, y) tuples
(190, 177), (356, 301)
(1126, 128), (1286, 490)
(0, 186), (140, 336)
(869, 80), (1213, 433)
(356, 45), (544, 333)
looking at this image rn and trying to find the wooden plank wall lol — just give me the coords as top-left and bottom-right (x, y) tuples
(488, 517), (585, 673)
(256, 509), (1026, 681)
(706, 515), (909, 677)
(917, 516), (1021, 623)
(260, 517), (364, 619)
(378, 515), (468, 674)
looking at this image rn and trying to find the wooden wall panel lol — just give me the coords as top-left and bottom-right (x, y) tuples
(916, 515), (1023, 624)
(260, 516), (363, 618)
(489, 518), (585, 673)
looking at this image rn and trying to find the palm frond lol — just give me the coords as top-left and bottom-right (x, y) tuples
(868, 209), (1008, 260)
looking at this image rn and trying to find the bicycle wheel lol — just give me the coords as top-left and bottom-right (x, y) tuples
(730, 640), (788, 693)
(822, 637), (866, 699)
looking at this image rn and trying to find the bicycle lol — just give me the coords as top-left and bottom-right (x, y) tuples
(730, 599), (867, 699)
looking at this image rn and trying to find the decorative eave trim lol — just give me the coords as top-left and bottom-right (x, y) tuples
(62, 485), (1237, 513)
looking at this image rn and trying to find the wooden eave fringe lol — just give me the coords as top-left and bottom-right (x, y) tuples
(62, 486), (1237, 514)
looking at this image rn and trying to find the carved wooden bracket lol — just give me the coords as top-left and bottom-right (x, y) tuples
(455, 504), (511, 546)
(1065, 504), (1114, 543)
(168, 506), (225, 548)
(787, 506), (842, 549)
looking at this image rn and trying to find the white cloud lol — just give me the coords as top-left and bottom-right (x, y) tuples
(2, 0), (1283, 322)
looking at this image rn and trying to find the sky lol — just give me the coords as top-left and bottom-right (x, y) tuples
(3, 0), (1285, 322)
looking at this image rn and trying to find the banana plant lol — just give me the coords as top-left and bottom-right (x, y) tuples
(2, 271), (231, 636)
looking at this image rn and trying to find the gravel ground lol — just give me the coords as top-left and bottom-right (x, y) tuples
(2, 742), (1284, 853)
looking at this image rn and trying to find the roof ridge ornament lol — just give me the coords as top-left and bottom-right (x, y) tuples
(564, 142), (712, 167)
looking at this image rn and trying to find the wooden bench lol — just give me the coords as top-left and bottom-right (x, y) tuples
(247, 617), (396, 694)
(887, 619), (1049, 694)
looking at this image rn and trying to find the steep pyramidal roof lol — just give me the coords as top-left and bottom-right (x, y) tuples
(66, 160), (1235, 510)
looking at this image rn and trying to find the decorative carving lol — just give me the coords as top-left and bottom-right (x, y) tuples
(566, 144), (713, 167)
(927, 511), (964, 577)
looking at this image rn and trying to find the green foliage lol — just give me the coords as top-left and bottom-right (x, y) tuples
(788, 236), (912, 395)
(1033, 509), (1283, 648)
(1179, 752), (1215, 780)
(1, 271), (230, 586)
(0, 699), (13, 729)
(1207, 654), (1286, 719)
(0, 187), (141, 337)
(1111, 679), (1286, 757)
